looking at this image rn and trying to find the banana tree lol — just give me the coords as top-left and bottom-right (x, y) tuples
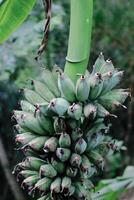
(0, 0), (130, 200)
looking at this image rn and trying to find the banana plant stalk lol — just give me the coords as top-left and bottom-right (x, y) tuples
(64, 0), (93, 83)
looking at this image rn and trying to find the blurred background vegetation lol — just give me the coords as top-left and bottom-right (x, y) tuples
(0, 0), (134, 199)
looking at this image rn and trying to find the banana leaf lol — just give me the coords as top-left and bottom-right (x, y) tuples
(0, 0), (36, 43)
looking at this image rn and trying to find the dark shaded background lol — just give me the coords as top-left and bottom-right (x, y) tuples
(0, 0), (134, 199)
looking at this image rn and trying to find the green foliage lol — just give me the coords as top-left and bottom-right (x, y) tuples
(0, 0), (36, 43)
(93, 166), (134, 200)
(92, 0), (134, 73)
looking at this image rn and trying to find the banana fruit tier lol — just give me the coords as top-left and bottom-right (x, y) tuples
(13, 54), (130, 200)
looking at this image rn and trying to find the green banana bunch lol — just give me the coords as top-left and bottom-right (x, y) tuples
(13, 57), (129, 200)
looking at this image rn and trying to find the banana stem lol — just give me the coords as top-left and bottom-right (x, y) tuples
(64, 0), (93, 83)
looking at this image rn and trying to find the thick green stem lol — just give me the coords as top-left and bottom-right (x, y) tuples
(64, 0), (93, 83)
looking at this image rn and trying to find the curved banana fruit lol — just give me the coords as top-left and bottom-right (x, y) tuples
(48, 98), (70, 116)
(58, 73), (76, 102)
(76, 75), (90, 101)
(23, 89), (46, 105)
(33, 80), (55, 102)
(41, 69), (61, 97)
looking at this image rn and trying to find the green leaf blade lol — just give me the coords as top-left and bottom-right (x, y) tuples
(0, 0), (36, 44)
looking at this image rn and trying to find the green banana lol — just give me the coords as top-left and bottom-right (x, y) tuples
(99, 59), (115, 74)
(92, 52), (105, 74)
(39, 103), (55, 117)
(70, 153), (82, 168)
(44, 137), (58, 152)
(102, 70), (113, 80)
(34, 177), (52, 193)
(58, 72), (76, 102)
(107, 70), (124, 90)
(36, 110), (54, 134)
(68, 103), (82, 120)
(61, 176), (72, 193)
(75, 138), (87, 154)
(40, 164), (57, 178)
(15, 132), (36, 145)
(21, 147), (39, 157)
(80, 155), (91, 174)
(101, 70), (124, 94)
(14, 111), (45, 135)
(88, 150), (104, 169)
(59, 133), (71, 148)
(52, 65), (63, 83)
(96, 103), (110, 118)
(41, 69), (60, 97)
(89, 79), (103, 100)
(51, 158), (65, 174)
(84, 103), (97, 119)
(50, 177), (61, 194)
(66, 119), (81, 130)
(71, 128), (83, 142)
(28, 136), (49, 152)
(21, 175), (39, 189)
(73, 182), (86, 199)
(33, 80), (55, 102)
(48, 98), (70, 116)
(67, 185), (75, 196)
(96, 103), (117, 118)
(22, 157), (46, 171)
(92, 53), (114, 75)
(86, 118), (107, 135)
(20, 100), (36, 113)
(18, 170), (38, 179)
(14, 125), (27, 134)
(76, 75), (90, 101)
(87, 132), (105, 150)
(66, 167), (78, 177)
(56, 148), (71, 162)
(99, 89), (129, 110)
(53, 117), (66, 133)
(23, 89), (46, 105)
(88, 72), (101, 87)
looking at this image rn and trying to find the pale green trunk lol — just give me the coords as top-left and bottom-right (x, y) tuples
(64, 0), (93, 83)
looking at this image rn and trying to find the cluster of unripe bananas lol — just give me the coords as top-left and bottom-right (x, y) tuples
(13, 53), (130, 200)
